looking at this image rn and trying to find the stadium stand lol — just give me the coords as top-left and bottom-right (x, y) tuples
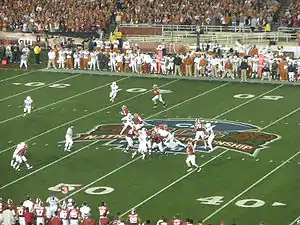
(0, 0), (281, 33)
(280, 0), (300, 27)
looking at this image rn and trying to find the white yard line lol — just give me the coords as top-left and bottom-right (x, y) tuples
(0, 80), (229, 156)
(201, 108), (300, 221)
(289, 215), (300, 225)
(0, 81), (229, 189)
(117, 84), (289, 215)
(203, 150), (300, 222)
(0, 74), (82, 103)
(58, 83), (284, 206)
(0, 71), (35, 83)
(0, 76), (129, 125)
(120, 150), (229, 217)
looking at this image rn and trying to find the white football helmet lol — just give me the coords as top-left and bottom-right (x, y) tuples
(26, 96), (31, 101)
(112, 82), (116, 86)
(205, 123), (212, 128)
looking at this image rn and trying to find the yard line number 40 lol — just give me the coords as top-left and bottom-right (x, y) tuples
(48, 183), (114, 195)
(197, 196), (265, 208)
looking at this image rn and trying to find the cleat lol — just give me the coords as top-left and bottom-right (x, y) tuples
(142, 154), (146, 160)
(153, 105), (157, 108)
(28, 166), (33, 169)
(197, 167), (202, 172)
(187, 168), (193, 172)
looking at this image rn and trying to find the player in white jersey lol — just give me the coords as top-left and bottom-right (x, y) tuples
(73, 51), (81, 69)
(109, 82), (119, 102)
(20, 53), (28, 69)
(45, 193), (58, 217)
(64, 126), (74, 152)
(120, 105), (134, 135)
(11, 142), (33, 171)
(232, 56), (240, 77)
(205, 123), (216, 151)
(252, 55), (259, 78)
(24, 96), (33, 117)
(79, 202), (91, 220)
(109, 52), (117, 72)
(89, 51), (97, 71)
(132, 128), (148, 159)
(58, 50), (66, 69)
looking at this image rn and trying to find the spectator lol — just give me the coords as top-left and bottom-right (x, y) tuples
(173, 55), (182, 76)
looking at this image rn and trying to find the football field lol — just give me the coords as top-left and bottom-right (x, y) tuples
(0, 69), (299, 225)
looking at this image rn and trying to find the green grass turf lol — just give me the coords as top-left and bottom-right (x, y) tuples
(0, 70), (299, 225)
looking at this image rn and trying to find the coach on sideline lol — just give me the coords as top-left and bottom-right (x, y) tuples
(34, 44), (41, 64)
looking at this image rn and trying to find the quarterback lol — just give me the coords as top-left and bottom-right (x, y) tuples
(132, 128), (148, 160)
(109, 82), (119, 102)
(120, 105), (134, 135)
(205, 123), (216, 151)
(24, 96), (33, 117)
(10, 142), (33, 171)
(152, 84), (167, 108)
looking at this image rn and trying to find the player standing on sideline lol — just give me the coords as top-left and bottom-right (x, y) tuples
(126, 209), (141, 225)
(20, 53), (28, 69)
(205, 123), (216, 151)
(186, 141), (201, 172)
(11, 142), (33, 171)
(45, 193), (58, 217)
(109, 82), (119, 102)
(152, 84), (167, 108)
(64, 126), (74, 152)
(23, 96), (33, 117)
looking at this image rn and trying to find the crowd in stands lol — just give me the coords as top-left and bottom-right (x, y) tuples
(0, 0), (283, 34)
(280, 0), (300, 27)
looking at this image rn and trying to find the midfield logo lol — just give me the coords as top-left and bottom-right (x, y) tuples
(73, 119), (280, 156)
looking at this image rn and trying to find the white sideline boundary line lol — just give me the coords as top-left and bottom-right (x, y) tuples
(289, 215), (300, 225)
(118, 84), (294, 216)
(0, 81), (229, 190)
(203, 150), (300, 222)
(0, 73), (82, 103)
(0, 76), (129, 125)
(0, 71), (35, 83)
(60, 83), (284, 206)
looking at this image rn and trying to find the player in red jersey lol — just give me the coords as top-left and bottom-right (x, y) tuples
(69, 207), (81, 225)
(194, 119), (207, 149)
(11, 142), (33, 171)
(98, 202), (109, 217)
(120, 105), (134, 135)
(0, 198), (5, 225)
(157, 216), (169, 225)
(171, 215), (183, 225)
(186, 141), (201, 172)
(17, 202), (26, 225)
(150, 131), (164, 153)
(35, 202), (46, 225)
(152, 84), (167, 108)
(133, 113), (144, 130)
(58, 205), (69, 225)
(99, 213), (110, 225)
(125, 127), (137, 153)
(126, 209), (141, 225)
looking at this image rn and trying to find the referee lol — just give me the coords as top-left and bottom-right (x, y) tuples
(34, 44), (41, 64)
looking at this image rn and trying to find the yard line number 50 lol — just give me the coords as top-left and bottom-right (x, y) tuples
(48, 183), (114, 195)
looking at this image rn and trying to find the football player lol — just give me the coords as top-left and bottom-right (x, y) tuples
(11, 142), (33, 171)
(98, 201), (109, 217)
(150, 131), (164, 153)
(152, 84), (167, 108)
(0, 198), (4, 225)
(132, 128), (148, 160)
(64, 126), (74, 152)
(127, 209), (141, 225)
(205, 123), (216, 151)
(79, 202), (91, 220)
(120, 105), (134, 135)
(133, 113), (144, 130)
(45, 193), (59, 217)
(186, 140), (201, 172)
(125, 127), (136, 153)
(109, 82), (119, 102)
(35, 201), (46, 225)
(24, 96), (33, 117)
(194, 119), (207, 149)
